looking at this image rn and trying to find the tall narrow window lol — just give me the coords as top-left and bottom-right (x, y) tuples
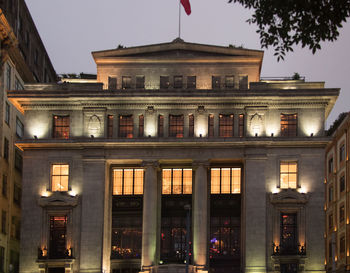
(329, 214), (333, 230)
(16, 117), (24, 138)
(136, 75), (145, 89)
(212, 76), (221, 89)
(169, 115), (184, 138)
(281, 114), (297, 137)
(158, 115), (164, 137)
(15, 76), (24, 90)
(2, 175), (7, 197)
(280, 162), (297, 189)
(107, 115), (114, 138)
(3, 138), (9, 160)
(187, 76), (196, 89)
(6, 63), (11, 90)
(0, 247), (4, 273)
(14, 149), (22, 172)
(1, 211), (6, 234)
(122, 76), (132, 89)
(208, 114), (214, 138)
(219, 114), (234, 137)
(162, 169), (192, 194)
(328, 157), (334, 175)
(328, 186), (333, 202)
(239, 114), (244, 137)
(340, 236), (346, 255)
(113, 169), (144, 195)
(160, 76), (170, 89)
(340, 175), (345, 193)
(280, 213), (297, 254)
(340, 145), (345, 162)
(119, 115), (133, 138)
(13, 184), (21, 206)
(139, 115), (144, 137)
(51, 164), (69, 192)
(174, 76), (183, 88)
(189, 114), (194, 137)
(225, 75), (235, 88)
(5, 102), (10, 125)
(210, 168), (241, 194)
(238, 75), (248, 89)
(53, 115), (70, 139)
(108, 77), (117, 90)
(49, 216), (67, 259)
(340, 205), (345, 223)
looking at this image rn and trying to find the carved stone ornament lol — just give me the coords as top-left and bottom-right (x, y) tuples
(88, 114), (101, 135)
(250, 113), (263, 135)
(269, 189), (310, 205)
(38, 192), (79, 208)
(197, 105), (205, 114)
(147, 106), (155, 114)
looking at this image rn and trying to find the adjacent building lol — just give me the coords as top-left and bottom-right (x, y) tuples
(8, 40), (339, 273)
(325, 112), (350, 273)
(0, 0), (56, 272)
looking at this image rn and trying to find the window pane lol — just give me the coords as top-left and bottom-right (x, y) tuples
(280, 174), (289, 189)
(134, 169), (144, 195)
(60, 177), (69, 191)
(172, 169), (182, 194)
(182, 169), (192, 194)
(221, 168), (231, 194)
(123, 169), (134, 195)
(231, 168), (241, 194)
(52, 164), (69, 192)
(51, 177), (61, 192)
(162, 169), (172, 194)
(280, 163), (289, 173)
(211, 168), (220, 194)
(113, 169), (123, 195)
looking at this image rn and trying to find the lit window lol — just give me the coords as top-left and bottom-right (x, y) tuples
(208, 114), (214, 138)
(113, 169), (144, 195)
(281, 114), (297, 137)
(136, 75), (145, 89)
(139, 115), (144, 137)
(225, 75), (235, 88)
(340, 145), (345, 162)
(187, 76), (196, 89)
(212, 76), (221, 89)
(119, 115), (133, 138)
(219, 114), (234, 137)
(53, 115), (69, 139)
(122, 76), (131, 89)
(239, 114), (245, 137)
(16, 117), (24, 138)
(174, 76), (183, 88)
(280, 162), (297, 189)
(51, 164), (69, 192)
(210, 168), (241, 194)
(169, 115), (184, 138)
(162, 169), (192, 194)
(107, 115), (114, 138)
(189, 114), (194, 137)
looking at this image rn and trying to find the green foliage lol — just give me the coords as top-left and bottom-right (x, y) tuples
(228, 0), (350, 61)
(292, 72), (300, 80)
(326, 112), (349, 136)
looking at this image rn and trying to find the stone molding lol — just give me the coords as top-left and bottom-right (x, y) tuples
(269, 189), (309, 205)
(38, 192), (79, 208)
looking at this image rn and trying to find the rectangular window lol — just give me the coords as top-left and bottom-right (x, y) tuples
(5, 102), (10, 125)
(225, 75), (235, 88)
(3, 138), (9, 160)
(119, 115), (133, 138)
(239, 75), (248, 89)
(208, 114), (214, 138)
(0, 246), (4, 273)
(49, 216), (67, 259)
(53, 115), (70, 139)
(281, 114), (297, 137)
(210, 168), (241, 194)
(169, 114), (184, 138)
(340, 236), (346, 255)
(187, 76), (196, 89)
(219, 114), (234, 137)
(139, 115), (144, 137)
(189, 114), (194, 137)
(340, 205), (345, 223)
(16, 117), (24, 138)
(136, 75), (145, 89)
(174, 76), (183, 88)
(6, 63), (11, 90)
(280, 161), (297, 189)
(108, 76), (117, 90)
(122, 76), (132, 89)
(239, 114), (244, 137)
(13, 184), (21, 206)
(212, 76), (221, 89)
(14, 149), (22, 172)
(1, 211), (6, 234)
(107, 115), (114, 138)
(329, 186), (333, 202)
(340, 175), (345, 193)
(51, 164), (69, 192)
(340, 145), (345, 162)
(280, 213), (297, 254)
(2, 175), (7, 198)
(162, 169), (192, 194)
(328, 157), (333, 175)
(158, 115), (164, 137)
(329, 214), (333, 230)
(160, 76), (170, 89)
(113, 169), (144, 195)
(15, 76), (24, 90)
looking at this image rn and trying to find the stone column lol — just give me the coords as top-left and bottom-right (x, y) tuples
(141, 161), (159, 270)
(193, 161), (209, 270)
(244, 152), (267, 273)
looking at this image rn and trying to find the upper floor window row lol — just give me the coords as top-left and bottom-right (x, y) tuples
(107, 75), (249, 90)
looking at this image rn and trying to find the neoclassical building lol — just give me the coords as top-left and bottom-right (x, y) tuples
(8, 40), (339, 273)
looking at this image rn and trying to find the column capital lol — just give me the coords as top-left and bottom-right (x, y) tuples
(141, 160), (159, 168)
(192, 160), (210, 169)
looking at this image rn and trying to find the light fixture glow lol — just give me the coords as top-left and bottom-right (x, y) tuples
(272, 188), (280, 194)
(69, 190), (77, 197)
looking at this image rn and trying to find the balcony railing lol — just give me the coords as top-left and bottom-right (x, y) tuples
(38, 247), (74, 259)
(272, 243), (306, 256)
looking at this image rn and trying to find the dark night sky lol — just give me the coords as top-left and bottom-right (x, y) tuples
(25, 0), (350, 127)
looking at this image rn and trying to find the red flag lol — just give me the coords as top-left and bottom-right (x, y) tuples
(181, 0), (191, 15)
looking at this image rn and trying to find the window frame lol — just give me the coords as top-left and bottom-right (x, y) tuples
(173, 76), (183, 89)
(160, 76), (170, 89)
(212, 76), (221, 89)
(208, 114), (214, 138)
(3, 138), (9, 161)
(161, 168), (193, 195)
(53, 115), (70, 139)
(210, 167), (241, 194)
(187, 76), (196, 89)
(5, 102), (10, 125)
(279, 161), (298, 189)
(158, 115), (164, 137)
(219, 114), (234, 137)
(169, 114), (184, 138)
(139, 115), (144, 137)
(107, 115), (114, 138)
(16, 116), (24, 138)
(340, 144), (345, 162)
(122, 76), (132, 89)
(280, 113), (298, 137)
(188, 114), (194, 137)
(225, 75), (235, 88)
(238, 75), (248, 89)
(136, 75), (145, 89)
(51, 164), (70, 192)
(108, 76), (117, 90)
(118, 115), (134, 138)
(112, 168), (144, 195)
(239, 114), (245, 137)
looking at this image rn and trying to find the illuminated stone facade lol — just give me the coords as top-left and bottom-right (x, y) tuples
(8, 40), (338, 273)
(325, 113), (350, 273)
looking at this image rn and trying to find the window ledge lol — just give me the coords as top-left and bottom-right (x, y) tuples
(38, 191), (79, 208)
(269, 189), (310, 205)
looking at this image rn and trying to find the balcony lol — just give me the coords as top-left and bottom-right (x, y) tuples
(272, 243), (306, 256)
(38, 247), (74, 260)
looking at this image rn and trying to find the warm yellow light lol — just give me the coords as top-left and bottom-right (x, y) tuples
(298, 187), (307, 194)
(41, 190), (51, 197)
(347, 249), (349, 257)
(334, 226), (337, 232)
(272, 187), (280, 194)
(68, 190), (77, 197)
(347, 218), (349, 225)
(335, 256), (338, 262)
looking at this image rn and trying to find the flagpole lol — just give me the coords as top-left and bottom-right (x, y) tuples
(178, 0), (181, 38)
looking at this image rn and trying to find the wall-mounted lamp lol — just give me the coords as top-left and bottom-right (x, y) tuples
(200, 134), (202, 138)
(310, 133), (314, 137)
(148, 135), (151, 138)
(255, 133), (258, 137)
(34, 135), (38, 139)
(90, 135), (94, 138)
(271, 133), (274, 137)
